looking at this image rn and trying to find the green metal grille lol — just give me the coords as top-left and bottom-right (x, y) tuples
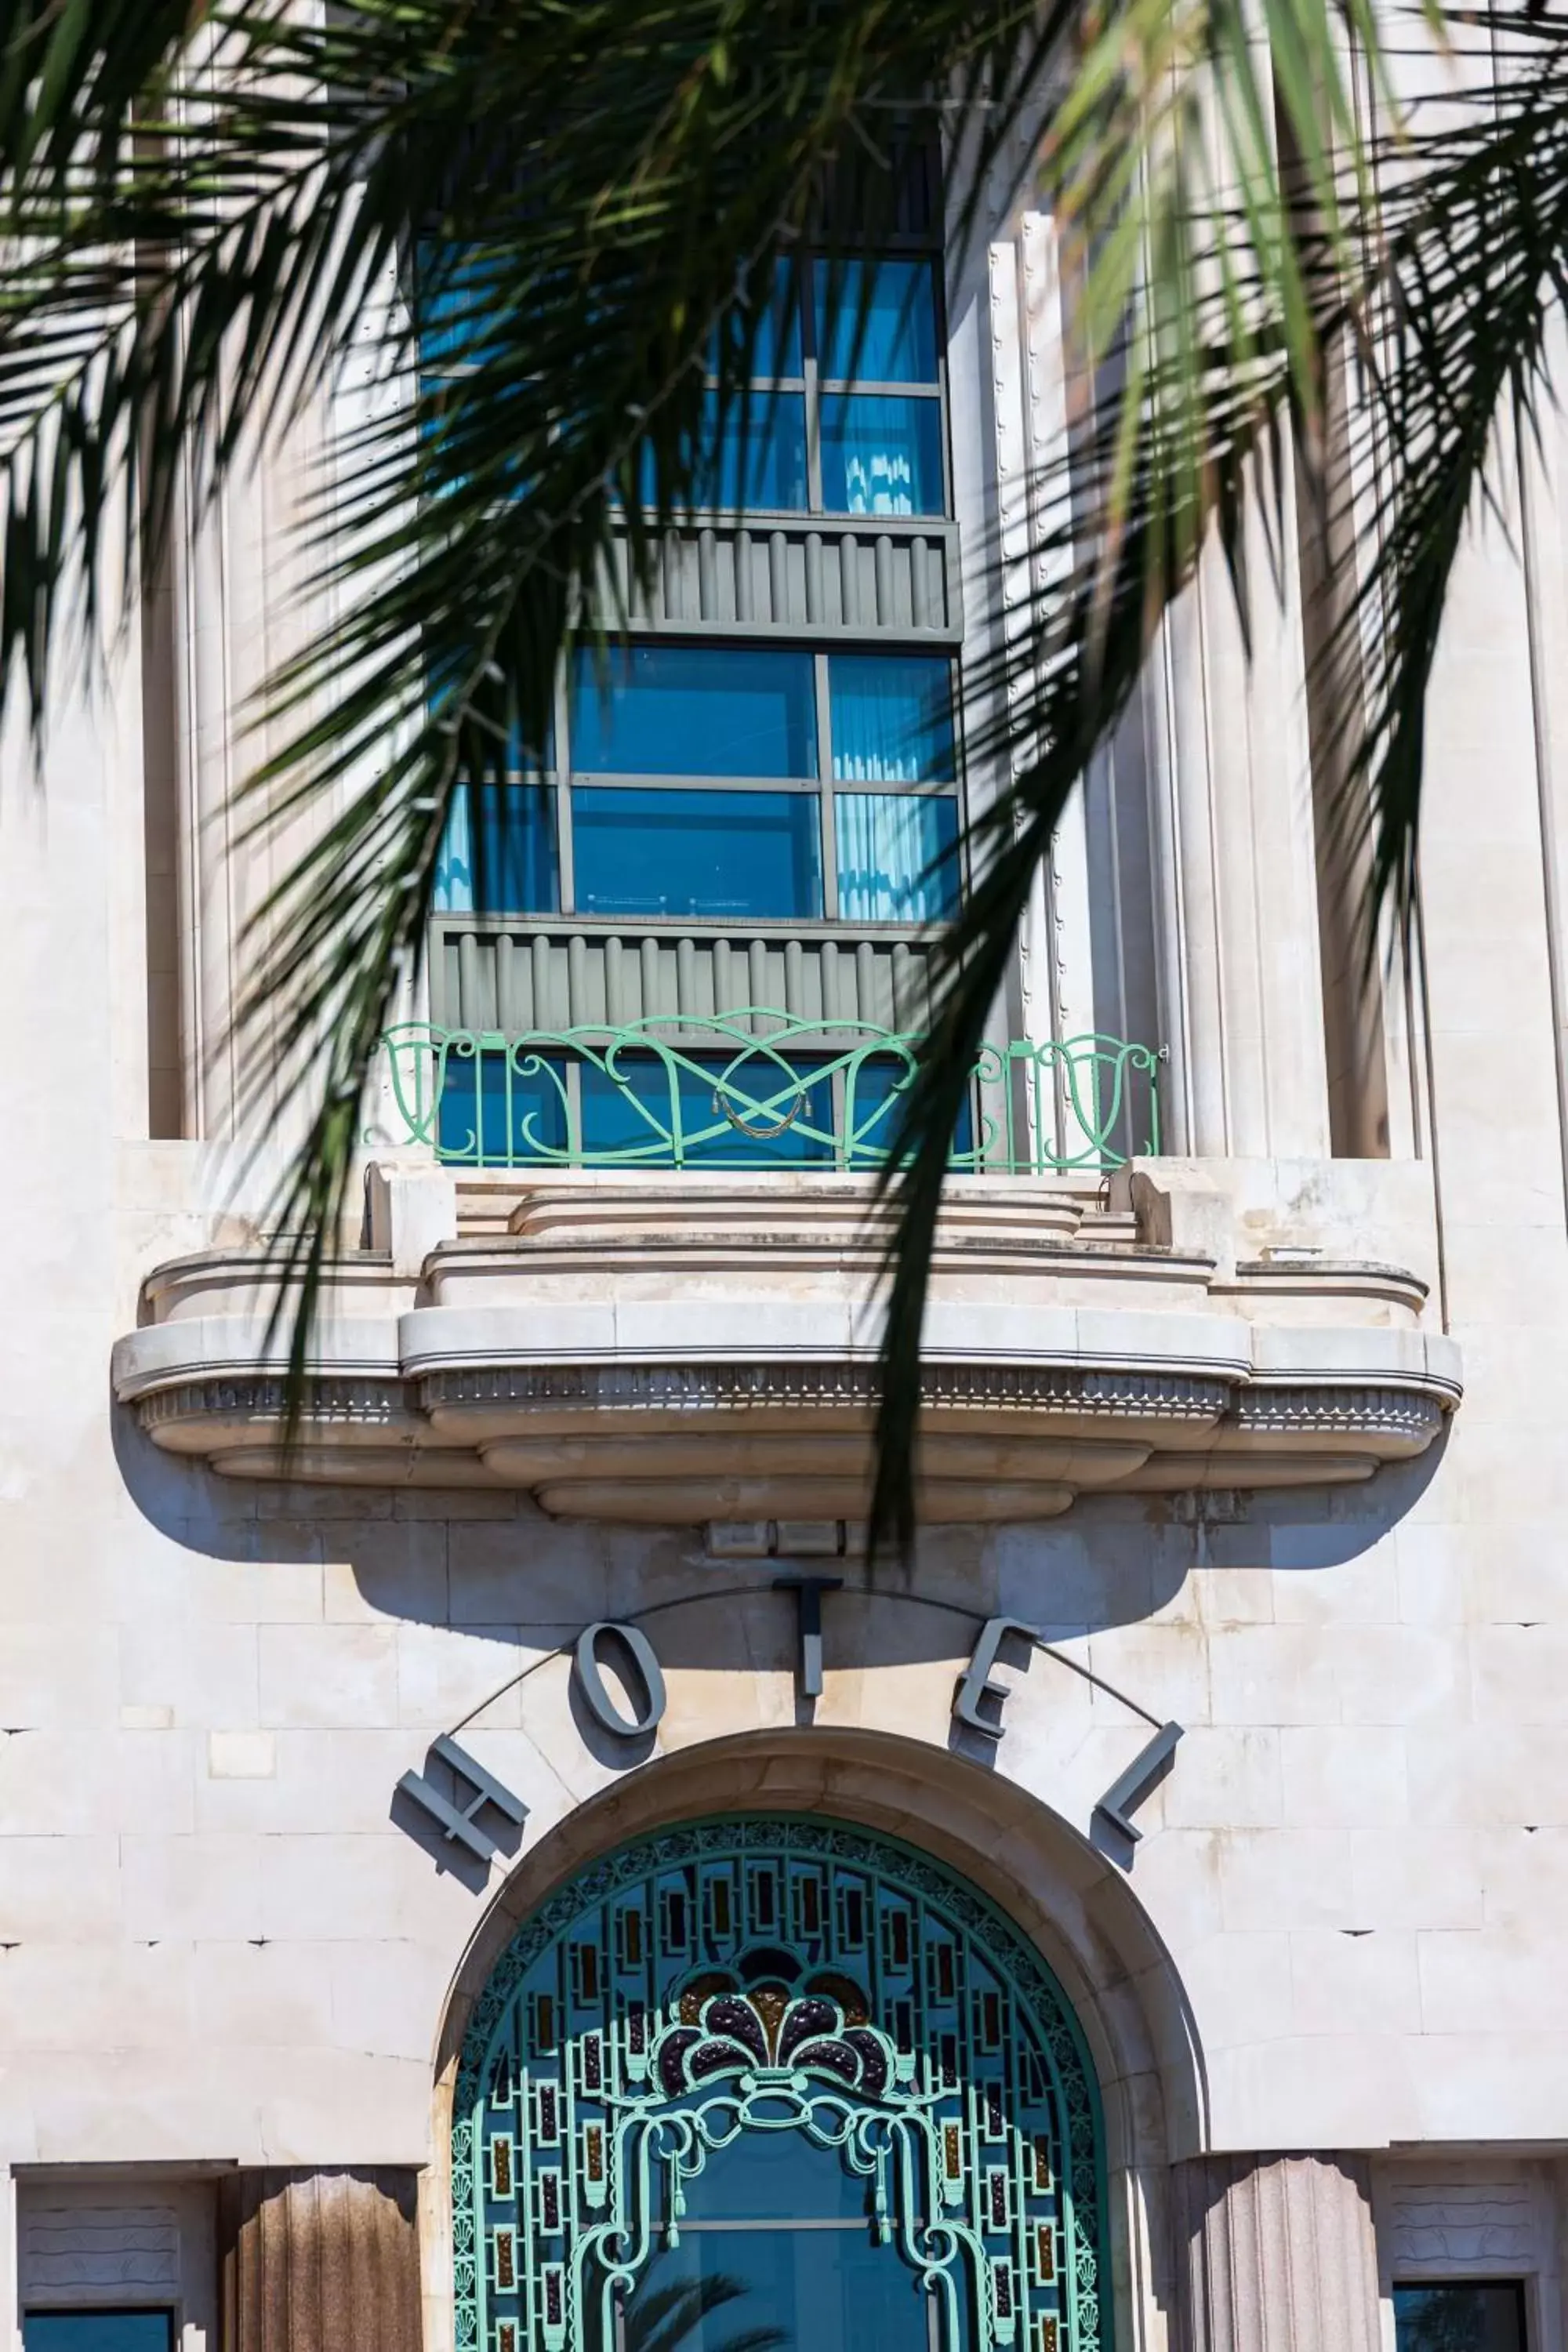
(377, 1015), (1160, 1172)
(452, 1816), (1110, 2352)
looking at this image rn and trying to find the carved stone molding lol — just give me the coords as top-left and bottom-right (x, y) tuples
(114, 1165), (1461, 1523)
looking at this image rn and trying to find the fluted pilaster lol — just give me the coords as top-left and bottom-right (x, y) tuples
(218, 2168), (421, 2352)
(1170, 2152), (1381, 2352)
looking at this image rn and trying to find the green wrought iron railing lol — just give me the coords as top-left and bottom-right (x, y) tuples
(373, 1014), (1162, 1174)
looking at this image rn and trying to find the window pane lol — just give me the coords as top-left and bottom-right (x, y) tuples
(836, 793), (959, 924)
(619, 2231), (933, 2352)
(572, 786), (822, 919)
(819, 395), (944, 517)
(829, 654), (955, 782)
(815, 259), (938, 383)
(581, 1053), (836, 1165)
(1395, 2287), (1527, 2352)
(572, 647), (817, 778)
(434, 784), (557, 914)
(414, 244), (507, 368)
(712, 269), (804, 377)
(25, 2318), (173, 2352)
(641, 393), (808, 514)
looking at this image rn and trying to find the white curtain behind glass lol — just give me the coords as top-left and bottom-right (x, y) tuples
(433, 786), (475, 912)
(830, 659), (931, 782)
(836, 793), (950, 922)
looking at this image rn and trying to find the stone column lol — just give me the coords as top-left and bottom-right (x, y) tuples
(218, 2169), (422, 2352)
(1146, 487), (1334, 1160)
(1169, 2152), (1381, 2352)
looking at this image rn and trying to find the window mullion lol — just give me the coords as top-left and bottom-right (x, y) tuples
(815, 649), (837, 924)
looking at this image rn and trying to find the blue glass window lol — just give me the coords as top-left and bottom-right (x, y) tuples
(836, 793), (958, 924)
(414, 244), (524, 369)
(843, 1054), (975, 1165)
(25, 2319), (173, 2352)
(815, 258), (939, 383)
(1395, 2288), (1526, 2352)
(829, 654), (955, 782)
(641, 392), (809, 514)
(572, 647), (817, 779)
(572, 786), (822, 919)
(620, 2130), (935, 2350)
(712, 270), (804, 377)
(434, 783), (557, 914)
(581, 1053), (835, 1164)
(819, 394), (944, 517)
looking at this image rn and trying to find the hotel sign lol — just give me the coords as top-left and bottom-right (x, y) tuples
(397, 1582), (1181, 1867)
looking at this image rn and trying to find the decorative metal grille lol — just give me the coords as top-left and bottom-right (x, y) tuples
(376, 1016), (1162, 1172)
(452, 1817), (1109, 2352)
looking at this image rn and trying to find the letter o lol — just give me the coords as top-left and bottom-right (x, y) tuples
(573, 1621), (667, 1738)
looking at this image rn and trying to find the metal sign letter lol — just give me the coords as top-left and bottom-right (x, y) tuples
(1094, 1722), (1183, 1842)
(397, 1733), (528, 1862)
(574, 1621), (667, 1738)
(772, 1574), (844, 1699)
(953, 1615), (1038, 1740)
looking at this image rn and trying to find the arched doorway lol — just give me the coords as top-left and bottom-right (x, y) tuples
(452, 1816), (1110, 2352)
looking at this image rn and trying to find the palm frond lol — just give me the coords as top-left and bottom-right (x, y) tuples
(868, 5), (1568, 1559)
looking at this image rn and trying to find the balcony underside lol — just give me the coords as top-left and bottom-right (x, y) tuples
(114, 1167), (1461, 1526)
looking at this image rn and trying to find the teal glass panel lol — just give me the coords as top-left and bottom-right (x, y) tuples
(815, 258), (938, 383)
(572, 648), (817, 779)
(579, 1052), (835, 1164)
(1395, 2287), (1527, 2352)
(572, 787), (822, 920)
(434, 783), (557, 914)
(434, 1045), (568, 1163)
(818, 394), (944, 517)
(25, 2318), (173, 2352)
(829, 653), (955, 782)
(835, 793), (958, 924)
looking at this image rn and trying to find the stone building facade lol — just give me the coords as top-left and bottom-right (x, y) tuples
(2, 136), (1566, 2352)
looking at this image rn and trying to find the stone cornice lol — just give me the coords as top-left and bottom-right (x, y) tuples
(113, 1161), (1461, 1523)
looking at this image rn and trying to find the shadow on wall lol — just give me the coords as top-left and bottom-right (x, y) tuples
(109, 1372), (1450, 1661)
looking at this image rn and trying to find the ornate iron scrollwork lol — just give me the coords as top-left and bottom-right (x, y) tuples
(453, 1818), (1109, 2352)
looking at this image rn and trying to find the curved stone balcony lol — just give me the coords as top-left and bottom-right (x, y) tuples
(112, 1158), (1461, 1526)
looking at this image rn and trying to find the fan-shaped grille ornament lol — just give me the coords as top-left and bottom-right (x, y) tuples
(452, 1817), (1109, 2352)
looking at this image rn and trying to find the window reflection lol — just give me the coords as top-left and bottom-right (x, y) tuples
(24, 2317), (174, 2352)
(818, 396), (944, 517)
(615, 2132), (937, 2352)
(572, 648), (817, 779)
(434, 782), (557, 914)
(836, 793), (958, 924)
(572, 787), (822, 920)
(829, 655), (955, 783)
(1394, 2285), (1527, 2352)
(815, 259), (939, 384)
(640, 394), (809, 515)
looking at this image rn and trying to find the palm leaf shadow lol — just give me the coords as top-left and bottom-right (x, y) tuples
(622, 2261), (788, 2352)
